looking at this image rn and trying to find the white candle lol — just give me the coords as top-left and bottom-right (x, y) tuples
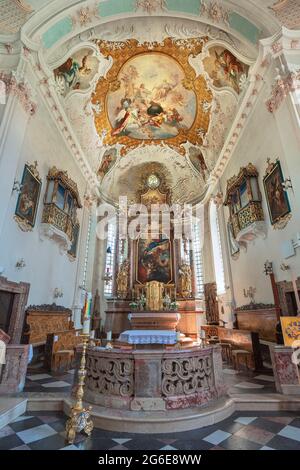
(200, 330), (206, 340)
(176, 331), (181, 342)
(107, 331), (112, 341)
(83, 318), (90, 335)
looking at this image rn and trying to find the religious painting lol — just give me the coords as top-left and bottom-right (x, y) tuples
(263, 160), (291, 228)
(188, 147), (208, 181)
(137, 237), (172, 284)
(15, 163), (41, 231)
(92, 38), (213, 155)
(54, 48), (99, 96)
(281, 317), (300, 347)
(107, 53), (197, 140)
(203, 46), (249, 94)
(97, 148), (117, 179)
(68, 222), (80, 259)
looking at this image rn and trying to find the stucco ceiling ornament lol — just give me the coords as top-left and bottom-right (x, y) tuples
(0, 71), (37, 116)
(200, 1), (230, 27)
(72, 4), (99, 28)
(92, 37), (213, 156)
(135, 0), (167, 15)
(266, 70), (300, 113)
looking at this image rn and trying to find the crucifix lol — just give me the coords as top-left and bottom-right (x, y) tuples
(264, 260), (281, 321)
(243, 286), (256, 303)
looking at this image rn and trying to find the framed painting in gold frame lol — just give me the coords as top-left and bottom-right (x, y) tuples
(263, 160), (291, 229)
(14, 163), (41, 232)
(135, 236), (173, 285)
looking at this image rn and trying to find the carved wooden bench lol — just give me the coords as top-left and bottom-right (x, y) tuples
(201, 326), (263, 371)
(44, 329), (82, 373)
(23, 305), (73, 347)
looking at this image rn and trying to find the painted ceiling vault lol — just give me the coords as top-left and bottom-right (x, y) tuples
(54, 16), (251, 204)
(1, 0), (298, 204)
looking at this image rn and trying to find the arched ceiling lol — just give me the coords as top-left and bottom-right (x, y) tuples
(2, 0), (299, 205)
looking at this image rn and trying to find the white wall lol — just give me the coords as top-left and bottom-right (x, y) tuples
(219, 82), (300, 309)
(0, 95), (89, 310)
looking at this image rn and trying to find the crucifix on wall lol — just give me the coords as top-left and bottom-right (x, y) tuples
(243, 286), (256, 304)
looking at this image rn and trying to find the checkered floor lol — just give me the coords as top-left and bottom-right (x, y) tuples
(22, 365), (276, 396)
(23, 369), (74, 394)
(1, 410), (300, 450)
(0, 363), (294, 450)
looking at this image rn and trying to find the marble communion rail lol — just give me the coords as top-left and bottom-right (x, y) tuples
(84, 345), (226, 412)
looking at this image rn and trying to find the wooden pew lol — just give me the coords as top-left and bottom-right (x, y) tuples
(201, 325), (263, 371)
(44, 329), (82, 373)
(23, 305), (73, 347)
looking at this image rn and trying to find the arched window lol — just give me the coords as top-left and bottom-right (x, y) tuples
(192, 220), (204, 298)
(210, 202), (226, 295)
(104, 220), (116, 297)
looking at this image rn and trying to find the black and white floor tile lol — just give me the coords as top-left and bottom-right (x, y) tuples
(23, 370), (74, 393)
(0, 410), (300, 450)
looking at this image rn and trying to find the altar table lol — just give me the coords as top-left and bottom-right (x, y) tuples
(119, 330), (177, 345)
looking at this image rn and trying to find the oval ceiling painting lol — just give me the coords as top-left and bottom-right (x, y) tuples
(106, 53), (197, 140)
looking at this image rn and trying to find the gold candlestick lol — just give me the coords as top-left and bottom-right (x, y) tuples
(65, 334), (94, 444)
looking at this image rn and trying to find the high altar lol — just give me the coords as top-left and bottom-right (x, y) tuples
(103, 182), (203, 340)
(81, 183), (227, 430)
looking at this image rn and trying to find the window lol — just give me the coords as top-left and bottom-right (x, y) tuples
(210, 202), (226, 295)
(192, 221), (204, 298)
(104, 221), (116, 297)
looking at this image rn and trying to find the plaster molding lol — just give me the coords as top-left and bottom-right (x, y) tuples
(39, 223), (72, 254)
(266, 70), (300, 113)
(0, 70), (37, 116)
(236, 221), (268, 245)
(20, 0), (274, 58)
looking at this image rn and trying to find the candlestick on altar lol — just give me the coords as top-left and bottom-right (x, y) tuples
(65, 334), (94, 444)
(105, 331), (113, 349)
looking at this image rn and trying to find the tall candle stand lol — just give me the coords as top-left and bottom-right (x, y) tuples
(65, 334), (94, 444)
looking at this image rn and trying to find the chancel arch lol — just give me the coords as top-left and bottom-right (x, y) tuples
(0, 0), (300, 453)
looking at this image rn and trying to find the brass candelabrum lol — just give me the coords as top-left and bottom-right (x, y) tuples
(65, 334), (94, 444)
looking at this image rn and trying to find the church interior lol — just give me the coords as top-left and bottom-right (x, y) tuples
(1, 0), (300, 455)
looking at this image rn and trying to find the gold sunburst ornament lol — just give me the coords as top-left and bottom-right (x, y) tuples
(92, 37), (212, 155)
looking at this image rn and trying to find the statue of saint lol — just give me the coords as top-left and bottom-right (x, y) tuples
(116, 260), (129, 299)
(138, 293), (147, 311)
(179, 264), (192, 298)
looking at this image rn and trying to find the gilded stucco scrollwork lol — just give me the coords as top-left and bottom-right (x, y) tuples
(161, 355), (213, 396)
(86, 355), (134, 397)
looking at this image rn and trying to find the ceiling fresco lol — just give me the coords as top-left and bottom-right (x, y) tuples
(106, 52), (197, 141)
(202, 46), (249, 94)
(54, 48), (100, 96)
(42, 11), (256, 205)
(56, 30), (250, 203)
(92, 37), (213, 155)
